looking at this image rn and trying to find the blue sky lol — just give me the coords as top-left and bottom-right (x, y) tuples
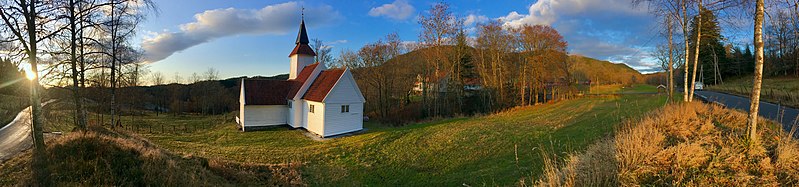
(135, 0), (752, 80)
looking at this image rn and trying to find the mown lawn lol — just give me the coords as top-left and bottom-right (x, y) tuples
(128, 85), (668, 186)
(709, 76), (799, 108)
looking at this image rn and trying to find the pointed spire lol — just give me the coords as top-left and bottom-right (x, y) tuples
(295, 8), (309, 45)
(289, 9), (316, 57)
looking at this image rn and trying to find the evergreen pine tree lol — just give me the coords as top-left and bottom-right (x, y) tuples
(688, 7), (729, 84)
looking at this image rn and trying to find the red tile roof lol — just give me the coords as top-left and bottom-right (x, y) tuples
(288, 43), (316, 57)
(295, 63), (319, 82)
(242, 79), (296, 105)
(286, 63), (320, 99)
(302, 69), (345, 102)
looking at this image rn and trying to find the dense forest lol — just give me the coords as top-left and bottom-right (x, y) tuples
(0, 58), (31, 126)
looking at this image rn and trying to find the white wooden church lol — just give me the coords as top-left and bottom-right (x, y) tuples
(238, 18), (365, 137)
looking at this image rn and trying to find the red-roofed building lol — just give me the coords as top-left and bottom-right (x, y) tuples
(238, 17), (365, 137)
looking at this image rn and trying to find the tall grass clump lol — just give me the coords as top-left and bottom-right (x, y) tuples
(534, 102), (799, 186)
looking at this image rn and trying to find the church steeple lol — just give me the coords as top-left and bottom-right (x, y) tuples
(288, 10), (315, 57)
(288, 9), (316, 80)
(296, 20), (309, 45)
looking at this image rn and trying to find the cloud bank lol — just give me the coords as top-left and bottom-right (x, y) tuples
(142, 1), (341, 63)
(368, 0), (415, 20)
(497, 0), (657, 71)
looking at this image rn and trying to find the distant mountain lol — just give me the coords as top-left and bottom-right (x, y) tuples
(569, 55), (644, 85)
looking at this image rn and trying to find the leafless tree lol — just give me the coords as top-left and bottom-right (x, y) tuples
(121, 62), (147, 87)
(311, 38), (333, 65)
(748, 0), (765, 145)
(96, 0), (155, 127)
(204, 67), (219, 81)
(190, 72), (200, 83)
(172, 71), (182, 84)
(687, 0), (703, 102)
(665, 16), (677, 102)
(150, 71), (163, 85)
(417, 2), (461, 116)
(359, 33), (402, 118)
(335, 48), (362, 68)
(475, 20), (514, 107)
(515, 24), (569, 105)
(0, 0), (55, 183)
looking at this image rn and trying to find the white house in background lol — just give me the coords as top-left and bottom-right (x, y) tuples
(238, 17), (365, 137)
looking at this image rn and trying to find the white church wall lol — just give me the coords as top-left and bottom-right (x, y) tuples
(322, 70), (365, 103)
(289, 54), (314, 79)
(288, 100), (303, 128)
(242, 105), (288, 130)
(287, 100), (294, 126)
(323, 102), (363, 136)
(319, 70), (364, 136)
(305, 100), (325, 136)
(239, 80), (246, 130)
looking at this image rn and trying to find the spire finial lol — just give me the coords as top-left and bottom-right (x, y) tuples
(295, 8), (309, 45)
(301, 6), (305, 20)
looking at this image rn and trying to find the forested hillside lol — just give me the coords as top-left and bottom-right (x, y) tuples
(570, 55), (644, 85)
(0, 58), (30, 126)
(349, 42), (643, 124)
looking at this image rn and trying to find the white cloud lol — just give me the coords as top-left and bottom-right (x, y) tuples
(141, 1), (342, 63)
(368, 0), (415, 20)
(499, 0), (646, 28)
(464, 14), (489, 26)
(496, 0), (658, 72)
(328, 40), (348, 45)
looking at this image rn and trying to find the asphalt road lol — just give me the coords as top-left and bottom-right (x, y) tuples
(0, 105), (34, 162)
(0, 100), (55, 162)
(695, 90), (799, 133)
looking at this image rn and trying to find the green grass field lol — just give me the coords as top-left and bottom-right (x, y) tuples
(708, 76), (799, 108)
(118, 85), (668, 186)
(589, 84), (658, 94)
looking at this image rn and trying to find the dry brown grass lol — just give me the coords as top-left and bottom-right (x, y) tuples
(534, 102), (799, 186)
(0, 126), (304, 186)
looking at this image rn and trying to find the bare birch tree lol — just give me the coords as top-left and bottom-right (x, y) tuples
(748, 0), (765, 145)
(688, 0), (703, 102)
(0, 0), (53, 183)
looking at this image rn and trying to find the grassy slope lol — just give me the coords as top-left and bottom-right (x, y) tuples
(133, 85), (668, 186)
(708, 76), (799, 108)
(0, 126), (303, 186)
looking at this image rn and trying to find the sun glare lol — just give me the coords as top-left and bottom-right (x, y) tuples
(25, 68), (36, 80)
